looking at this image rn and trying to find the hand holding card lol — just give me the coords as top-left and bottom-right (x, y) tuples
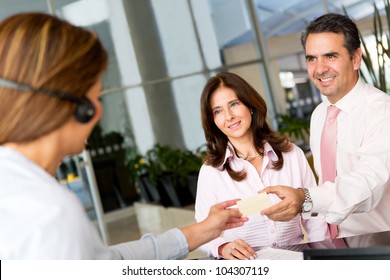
(237, 193), (272, 217)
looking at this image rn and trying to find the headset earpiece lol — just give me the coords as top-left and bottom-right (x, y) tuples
(74, 96), (95, 123)
(0, 76), (96, 124)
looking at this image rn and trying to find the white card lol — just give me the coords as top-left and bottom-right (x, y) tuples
(237, 193), (272, 217)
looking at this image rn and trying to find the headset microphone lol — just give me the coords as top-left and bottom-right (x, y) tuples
(0, 76), (95, 123)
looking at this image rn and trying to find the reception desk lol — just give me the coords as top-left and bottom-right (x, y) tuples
(302, 230), (390, 260)
(199, 231), (390, 260)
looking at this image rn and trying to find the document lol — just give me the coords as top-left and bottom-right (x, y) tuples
(255, 247), (304, 260)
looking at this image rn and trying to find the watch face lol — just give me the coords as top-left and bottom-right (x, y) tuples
(303, 202), (313, 212)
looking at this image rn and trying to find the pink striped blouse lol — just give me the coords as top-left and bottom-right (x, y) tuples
(194, 142), (327, 258)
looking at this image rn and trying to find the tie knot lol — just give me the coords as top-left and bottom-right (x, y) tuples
(327, 105), (340, 120)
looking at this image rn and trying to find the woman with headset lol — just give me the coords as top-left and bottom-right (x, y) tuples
(0, 12), (247, 259)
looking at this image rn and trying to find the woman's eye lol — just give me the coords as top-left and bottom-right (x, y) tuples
(231, 101), (239, 107)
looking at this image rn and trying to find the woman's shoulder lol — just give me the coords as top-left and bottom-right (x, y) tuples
(199, 162), (221, 174)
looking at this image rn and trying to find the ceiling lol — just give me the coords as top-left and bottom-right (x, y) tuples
(216, 0), (388, 49)
(255, 0), (387, 38)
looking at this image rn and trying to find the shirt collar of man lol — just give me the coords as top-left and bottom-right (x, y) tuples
(325, 77), (363, 115)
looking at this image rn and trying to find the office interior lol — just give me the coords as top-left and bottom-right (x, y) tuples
(2, 0), (390, 259)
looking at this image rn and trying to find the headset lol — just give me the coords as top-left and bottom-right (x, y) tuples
(0, 76), (95, 123)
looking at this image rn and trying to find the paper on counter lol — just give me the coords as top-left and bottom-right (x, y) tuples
(255, 247), (303, 260)
(237, 192), (272, 217)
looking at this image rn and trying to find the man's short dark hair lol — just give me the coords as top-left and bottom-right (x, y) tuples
(301, 13), (361, 57)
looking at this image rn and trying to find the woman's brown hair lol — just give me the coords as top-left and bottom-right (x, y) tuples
(0, 12), (108, 144)
(200, 72), (292, 181)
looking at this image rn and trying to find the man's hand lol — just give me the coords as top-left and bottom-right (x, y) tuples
(260, 186), (304, 221)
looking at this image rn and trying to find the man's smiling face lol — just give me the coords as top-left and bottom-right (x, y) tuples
(305, 32), (361, 103)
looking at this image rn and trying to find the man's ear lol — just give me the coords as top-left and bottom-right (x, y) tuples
(353, 48), (363, 70)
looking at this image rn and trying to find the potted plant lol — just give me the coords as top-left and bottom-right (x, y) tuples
(277, 113), (310, 152)
(178, 146), (205, 199)
(345, 0), (390, 94)
(125, 147), (153, 203)
(88, 125), (139, 212)
(129, 144), (204, 207)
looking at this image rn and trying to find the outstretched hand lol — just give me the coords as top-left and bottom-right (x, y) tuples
(206, 199), (248, 232)
(260, 186), (304, 221)
(181, 199), (248, 252)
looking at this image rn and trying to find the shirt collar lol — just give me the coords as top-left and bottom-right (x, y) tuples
(220, 141), (278, 168)
(264, 142), (278, 162)
(221, 142), (235, 166)
(0, 146), (55, 181)
(324, 77), (363, 114)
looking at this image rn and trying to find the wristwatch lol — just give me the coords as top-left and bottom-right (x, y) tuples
(298, 188), (313, 213)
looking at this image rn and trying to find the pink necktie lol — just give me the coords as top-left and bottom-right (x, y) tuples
(320, 105), (341, 239)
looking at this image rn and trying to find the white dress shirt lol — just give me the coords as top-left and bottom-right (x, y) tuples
(309, 78), (390, 238)
(195, 142), (327, 258)
(0, 146), (189, 259)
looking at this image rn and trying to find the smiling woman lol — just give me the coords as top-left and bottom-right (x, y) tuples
(195, 72), (327, 260)
(210, 87), (253, 143)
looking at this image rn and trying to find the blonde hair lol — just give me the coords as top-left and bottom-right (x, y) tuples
(0, 12), (108, 144)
